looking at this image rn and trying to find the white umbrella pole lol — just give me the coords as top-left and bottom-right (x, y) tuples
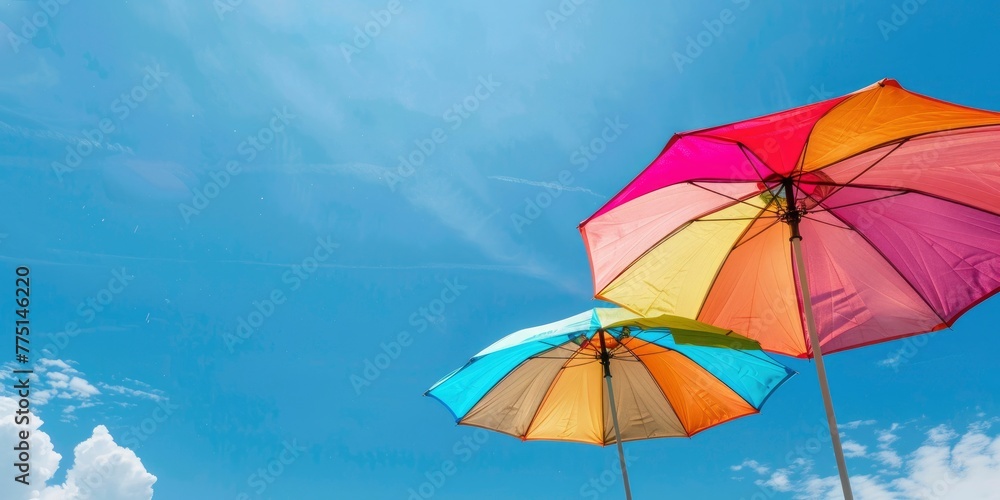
(791, 236), (854, 500)
(605, 374), (633, 500)
(599, 331), (633, 500)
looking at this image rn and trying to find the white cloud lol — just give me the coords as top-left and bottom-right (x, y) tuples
(0, 397), (62, 499)
(33, 390), (53, 406)
(2, 360), (100, 413)
(763, 470), (795, 492)
(3, 360), (166, 422)
(928, 424), (958, 445)
(47, 372), (70, 387)
(0, 397), (156, 500)
(735, 418), (1000, 499)
(873, 423), (903, 469)
(487, 175), (605, 197)
(842, 440), (867, 458)
(67, 378), (100, 398)
(38, 359), (79, 374)
(873, 449), (903, 469)
(877, 424), (900, 447)
(839, 419), (877, 430)
(97, 384), (164, 402)
(877, 352), (903, 369)
(731, 459), (770, 475)
(38, 426), (156, 500)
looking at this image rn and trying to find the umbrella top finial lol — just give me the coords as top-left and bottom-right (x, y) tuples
(878, 77), (901, 88)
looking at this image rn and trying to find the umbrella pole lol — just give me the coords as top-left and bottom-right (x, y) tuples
(791, 234), (854, 500)
(599, 331), (633, 500)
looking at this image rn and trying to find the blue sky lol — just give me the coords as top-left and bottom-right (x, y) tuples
(1, 0), (999, 498)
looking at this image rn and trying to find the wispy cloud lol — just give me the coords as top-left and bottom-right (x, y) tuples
(1, 359), (167, 422)
(841, 440), (867, 458)
(839, 419), (877, 430)
(28, 248), (542, 274)
(878, 351), (903, 369)
(98, 383), (165, 403)
(488, 175), (605, 197)
(0, 397), (157, 500)
(734, 417), (1000, 499)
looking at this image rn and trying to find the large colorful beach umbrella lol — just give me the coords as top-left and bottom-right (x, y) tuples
(579, 78), (1000, 498)
(426, 307), (794, 499)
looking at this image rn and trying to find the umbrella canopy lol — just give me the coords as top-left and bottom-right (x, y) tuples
(578, 78), (1000, 499)
(580, 78), (1000, 358)
(426, 307), (793, 444)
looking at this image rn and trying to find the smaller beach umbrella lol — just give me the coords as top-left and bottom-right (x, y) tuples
(426, 307), (794, 499)
(577, 78), (1000, 499)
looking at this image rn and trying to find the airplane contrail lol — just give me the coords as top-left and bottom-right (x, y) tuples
(1, 250), (535, 273)
(488, 176), (604, 198)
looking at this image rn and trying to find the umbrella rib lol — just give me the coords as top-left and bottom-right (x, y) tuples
(790, 139), (908, 216)
(452, 340), (573, 429)
(693, 195), (776, 319)
(579, 134), (683, 228)
(614, 341), (658, 442)
(538, 340), (591, 355)
(519, 345), (593, 442)
(792, 92), (856, 178)
(814, 207), (950, 329)
(614, 337), (693, 438)
(731, 218), (782, 250)
(615, 334), (669, 358)
(800, 122), (1000, 176)
(803, 182), (1000, 219)
(811, 191), (909, 212)
(684, 134), (790, 182)
(737, 143), (778, 192)
(622, 332), (674, 355)
(596, 190), (765, 302)
(691, 182), (774, 215)
(800, 140), (908, 208)
(695, 216), (781, 222)
(800, 214), (851, 230)
(668, 348), (759, 411)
